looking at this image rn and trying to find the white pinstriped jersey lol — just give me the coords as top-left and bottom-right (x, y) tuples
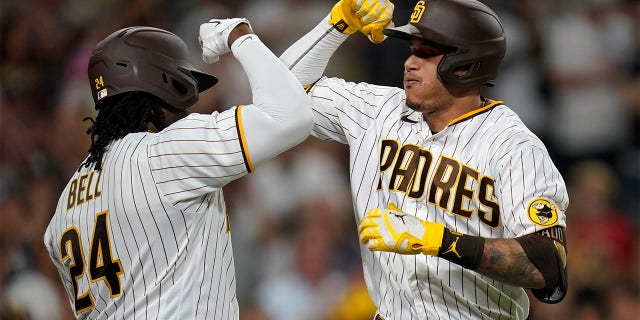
(44, 110), (250, 320)
(45, 33), (313, 320)
(306, 77), (568, 320)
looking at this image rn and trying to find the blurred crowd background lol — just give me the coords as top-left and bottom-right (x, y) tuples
(1, 0), (638, 319)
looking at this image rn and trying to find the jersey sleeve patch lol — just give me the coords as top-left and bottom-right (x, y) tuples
(527, 198), (559, 227)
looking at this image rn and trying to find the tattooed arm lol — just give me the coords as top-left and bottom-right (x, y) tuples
(360, 205), (568, 302)
(477, 238), (545, 288)
(476, 226), (568, 304)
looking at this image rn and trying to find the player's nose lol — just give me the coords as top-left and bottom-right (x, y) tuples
(404, 54), (419, 72)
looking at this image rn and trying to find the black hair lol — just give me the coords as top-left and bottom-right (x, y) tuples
(82, 92), (168, 171)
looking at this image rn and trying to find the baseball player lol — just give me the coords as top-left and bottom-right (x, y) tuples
(280, 0), (569, 319)
(43, 19), (313, 319)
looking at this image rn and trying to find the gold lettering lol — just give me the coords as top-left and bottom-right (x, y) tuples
(85, 171), (95, 201)
(478, 177), (500, 228)
(428, 157), (460, 210)
(94, 170), (102, 198)
(377, 141), (501, 229)
(378, 140), (399, 190)
(389, 145), (420, 192)
(407, 149), (432, 199)
(452, 166), (479, 218)
(67, 179), (78, 210)
(78, 174), (88, 206)
(95, 76), (104, 89)
(65, 170), (103, 210)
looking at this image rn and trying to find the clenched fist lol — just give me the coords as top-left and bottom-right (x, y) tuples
(199, 18), (252, 63)
(329, 0), (395, 43)
(358, 202), (445, 255)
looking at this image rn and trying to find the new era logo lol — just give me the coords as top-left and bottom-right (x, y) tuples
(97, 88), (108, 100)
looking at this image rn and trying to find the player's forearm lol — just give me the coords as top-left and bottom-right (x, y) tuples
(437, 229), (547, 289)
(474, 238), (546, 289)
(231, 33), (313, 163)
(360, 206), (562, 291)
(280, 14), (348, 86)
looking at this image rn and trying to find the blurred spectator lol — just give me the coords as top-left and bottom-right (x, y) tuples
(229, 138), (357, 312)
(0, 187), (73, 320)
(550, 159), (639, 320)
(570, 287), (608, 320)
(484, 1), (550, 135)
(238, 0), (330, 54)
(326, 265), (377, 320)
(565, 159), (637, 283)
(607, 280), (640, 320)
(1, 270), (64, 320)
(254, 223), (348, 320)
(538, 0), (636, 168)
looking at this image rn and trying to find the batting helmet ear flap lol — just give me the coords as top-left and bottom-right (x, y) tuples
(436, 36), (505, 89)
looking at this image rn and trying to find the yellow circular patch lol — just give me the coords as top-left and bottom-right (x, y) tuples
(527, 198), (558, 227)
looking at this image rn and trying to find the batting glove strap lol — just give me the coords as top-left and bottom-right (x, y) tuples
(199, 18), (251, 64)
(328, 0), (394, 43)
(420, 221), (445, 256)
(438, 229), (485, 270)
(329, 0), (359, 34)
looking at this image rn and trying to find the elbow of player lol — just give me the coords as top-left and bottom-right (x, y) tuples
(299, 101), (315, 134)
(288, 93), (315, 137)
(530, 270), (548, 290)
(286, 107), (314, 145)
(268, 106), (313, 154)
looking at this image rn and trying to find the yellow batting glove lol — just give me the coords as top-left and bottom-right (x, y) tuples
(328, 0), (395, 43)
(358, 203), (445, 255)
(357, 0), (395, 43)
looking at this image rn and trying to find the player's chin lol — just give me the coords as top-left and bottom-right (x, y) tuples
(404, 91), (421, 111)
(405, 98), (422, 112)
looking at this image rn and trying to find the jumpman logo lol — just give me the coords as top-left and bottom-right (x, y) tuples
(442, 236), (462, 258)
(393, 213), (407, 224)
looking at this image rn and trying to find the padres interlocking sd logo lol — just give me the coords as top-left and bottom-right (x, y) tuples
(410, 1), (426, 23)
(527, 198), (559, 227)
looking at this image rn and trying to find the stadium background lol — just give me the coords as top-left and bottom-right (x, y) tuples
(1, 0), (638, 319)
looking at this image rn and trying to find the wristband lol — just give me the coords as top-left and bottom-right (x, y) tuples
(419, 221), (445, 256)
(328, 0), (360, 34)
(438, 229), (485, 270)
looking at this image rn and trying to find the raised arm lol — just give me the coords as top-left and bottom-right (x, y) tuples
(199, 19), (314, 167)
(280, 0), (394, 86)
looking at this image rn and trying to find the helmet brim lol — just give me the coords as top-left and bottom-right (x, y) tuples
(191, 70), (219, 92)
(383, 23), (423, 40)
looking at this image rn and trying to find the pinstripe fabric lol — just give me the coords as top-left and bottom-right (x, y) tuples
(44, 111), (246, 320)
(308, 77), (568, 320)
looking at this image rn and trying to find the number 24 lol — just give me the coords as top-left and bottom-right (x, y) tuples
(60, 210), (123, 314)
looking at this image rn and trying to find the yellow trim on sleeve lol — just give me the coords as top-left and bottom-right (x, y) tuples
(235, 105), (255, 173)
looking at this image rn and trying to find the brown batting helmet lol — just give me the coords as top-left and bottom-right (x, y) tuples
(384, 0), (506, 90)
(88, 26), (218, 110)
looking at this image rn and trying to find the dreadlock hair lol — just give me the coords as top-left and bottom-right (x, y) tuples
(82, 92), (169, 171)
